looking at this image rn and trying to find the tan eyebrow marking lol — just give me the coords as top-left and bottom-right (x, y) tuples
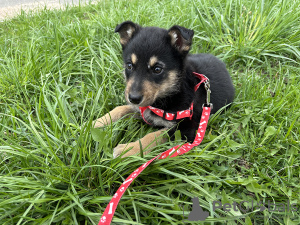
(131, 53), (138, 64)
(149, 56), (158, 67)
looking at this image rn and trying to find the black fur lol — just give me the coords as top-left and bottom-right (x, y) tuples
(115, 21), (235, 142)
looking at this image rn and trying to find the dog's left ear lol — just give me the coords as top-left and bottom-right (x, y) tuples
(115, 21), (141, 49)
(168, 25), (194, 54)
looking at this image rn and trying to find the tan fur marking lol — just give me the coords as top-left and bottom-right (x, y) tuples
(141, 80), (159, 106)
(131, 53), (137, 64)
(125, 78), (134, 103)
(149, 56), (158, 67)
(120, 38), (126, 45)
(113, 129), (167, 158)
(157, 70), (179, 98)
(139, 71), (179, 107)
(93, 105), (136, 128)
(182, 46), (190, 51)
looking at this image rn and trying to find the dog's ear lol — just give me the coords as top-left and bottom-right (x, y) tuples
(168, 25), (194, 54)
(115, 21), (141, 48)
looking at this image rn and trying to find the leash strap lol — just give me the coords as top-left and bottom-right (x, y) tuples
(99, 106), (211, 225)
(99, 72), (211, 224)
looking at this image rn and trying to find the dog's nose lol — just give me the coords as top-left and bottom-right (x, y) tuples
(128, 93), (143, 105)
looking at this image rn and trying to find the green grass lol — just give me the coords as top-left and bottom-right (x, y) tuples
(0, 0), (299, 224)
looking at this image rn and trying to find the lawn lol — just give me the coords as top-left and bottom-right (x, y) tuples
(0, 0), (299, 224)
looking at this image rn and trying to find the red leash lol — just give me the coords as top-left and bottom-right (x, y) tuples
(98, 73), (212, 225)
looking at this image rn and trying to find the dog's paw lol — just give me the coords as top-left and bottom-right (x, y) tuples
(93, 115), (112, 128)
(93, 120), (107, 128)
(113, 142), (140, 158)
(113, 144), (127, 158)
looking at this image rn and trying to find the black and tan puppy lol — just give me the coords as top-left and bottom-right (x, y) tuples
(93, 21), (235, 158)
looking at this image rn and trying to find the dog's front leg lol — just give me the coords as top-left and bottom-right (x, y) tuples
(93, 105), (139, 128)
(113, 129), (167, 158)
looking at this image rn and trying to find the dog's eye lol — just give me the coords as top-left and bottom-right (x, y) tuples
(126, 63), (133, 70)
(153, 66), (163, 74)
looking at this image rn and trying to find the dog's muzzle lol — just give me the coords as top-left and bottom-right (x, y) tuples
(128, 92), (143, 105)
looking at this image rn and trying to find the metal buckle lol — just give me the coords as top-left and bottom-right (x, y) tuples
(202, 103), (213, 109)
(203, 78), (213, 109)
(204, 80), (211, 104)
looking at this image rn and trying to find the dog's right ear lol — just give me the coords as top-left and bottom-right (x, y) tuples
(168, 25), (194, 54)
(115, 21), (141, 49)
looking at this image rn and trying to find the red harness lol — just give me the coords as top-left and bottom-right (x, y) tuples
(139, 72), (209, 124)
(98, 72), (212, 225)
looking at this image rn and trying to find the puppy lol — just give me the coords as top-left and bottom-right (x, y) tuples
(93, 21), (235, 158)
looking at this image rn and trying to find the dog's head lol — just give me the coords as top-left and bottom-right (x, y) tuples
(115, 21), (194, 107)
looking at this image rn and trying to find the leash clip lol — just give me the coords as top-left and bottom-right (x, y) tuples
(203, 79), (213, 109)
(204, 80), (211, 104)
